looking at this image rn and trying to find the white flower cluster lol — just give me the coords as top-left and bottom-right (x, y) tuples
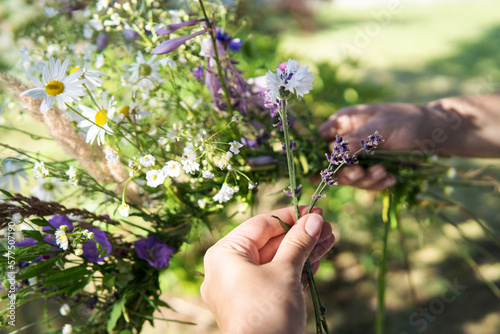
(213, 184), (237, 204)
(32, 161), (49, 180)
(65, 166), (78, 186)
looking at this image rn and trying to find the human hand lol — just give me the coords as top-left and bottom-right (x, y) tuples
(201, 206), (335, 334)
(318, 103), (430, 190)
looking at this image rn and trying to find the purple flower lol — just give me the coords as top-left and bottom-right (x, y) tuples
(326, 135), (357, 165)
(361, 131), (383, 154)
(246, 155), (277, 166)
(156, 18), (204, 35)
(284, 184), (302, 197)
(122, 29), (140, 41)
(82, 228), (112, 263)
(321, 167), (338, 186)
(193, 66), (204, 81)
(16, 238), (38, 247)
(216, 29), (242, 52)
(44, 215), (73, 231)
(134, 236), (175, 269)
(152, 30), (206, 55)
(97, 33), (109, 50)
(241, 137), (257, 149)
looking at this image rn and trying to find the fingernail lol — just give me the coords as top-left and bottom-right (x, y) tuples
(305, 213), (323, 237)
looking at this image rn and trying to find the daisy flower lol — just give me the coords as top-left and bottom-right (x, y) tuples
(128, 51), (163, 92)
(31, 179), (64, 201)
(213, 184), (236, 204)
(20, 57), (85, 112)
(162, 161), (182, 178)
(0, 158), (28, 192)
(71, 67), (105, 90)
(77, 90), (115, 145)
(146, 169), (166, 187)
(159, 56), (177, 69)
(55, 229), (69, 251)
(265, 59), (314, 102)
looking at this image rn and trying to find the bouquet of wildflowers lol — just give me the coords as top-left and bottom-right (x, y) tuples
(0, 0), (343, 332)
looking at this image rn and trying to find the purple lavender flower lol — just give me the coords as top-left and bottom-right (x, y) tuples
(284, 184), (302, 197)
(282, 141), (297, 152)
(82, 228), (112, 263)
(241, 137), (258, 149)
(134, 236), (175, 269)
(321, 168), (338, 186)
(360, 131), (383, 154)
(326, 135), (357, 165)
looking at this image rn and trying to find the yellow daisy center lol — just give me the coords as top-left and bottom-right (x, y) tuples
(152, 174), (158, 180)
(139, 64), (152, 77)
(45, 80), (65, 96)
(70, 67), (81, 74)
(95, 109), (108, 126)
(120, 106), (130, 117)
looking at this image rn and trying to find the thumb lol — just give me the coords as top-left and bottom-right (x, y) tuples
(272, 213), (324, 271)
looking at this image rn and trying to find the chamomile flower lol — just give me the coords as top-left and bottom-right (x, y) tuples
(20, 57), (85, 112)
(128, 51), (163, 92)
(71, 67), (105, 90)
(55, 229), (69, 251)
(265, 59), (314, 102)
(146, 169), (165, 187)
(0, 158), (28, 192)
(31, 179), (64, 201)
(162, 161), (182, 178)
(77, 90), (115, 145)
(62, 324), (73, 334)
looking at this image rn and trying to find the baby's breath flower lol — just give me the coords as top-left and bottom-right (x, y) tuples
(62, 324), (73, 334)
(65, 166), (78, 186)
(202, 170), (214, 179)
(55, 229), (69, 251)
(146, 169), (166, 187)
(229, 141), (243, 154)
(213, 184), (236, 204)
(60, 303), (70, 316)
(74, 248), (83, 256)
(20, 57), (85, 113)
(11, 213), (23, 224)
(181, 156), (200, 175)
(139, 155), (156, 167)
(105, 148), (119, 163)
(248, 183), (257, 190)
(32, 161), (49, 180)
(118, 203), (130, 217)
(226, 151), (233, 158)
(162, 161), (182, 178)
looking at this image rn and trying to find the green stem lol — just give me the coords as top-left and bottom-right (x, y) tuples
(198, 0), (233, 114)
(377, 193), (393, 334)
(279, 98), (328, 333)
(279, 100), (299, 219)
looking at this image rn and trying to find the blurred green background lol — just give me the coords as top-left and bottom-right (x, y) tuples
(1, 0), (500, 333)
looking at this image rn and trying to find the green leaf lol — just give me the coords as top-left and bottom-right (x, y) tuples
(107, 295), (127, 333)
(43, 266), (90, 286)
(272, 215), (291, 233)
(22, 230), (44, 242)
(29, 218), (51, 228)
(63, 274), (92, 296)
(17, 256), (59, 280)
(0, 188), (13, 198)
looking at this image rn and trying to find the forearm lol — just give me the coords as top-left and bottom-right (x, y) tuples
(422, 93), (500, 157)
